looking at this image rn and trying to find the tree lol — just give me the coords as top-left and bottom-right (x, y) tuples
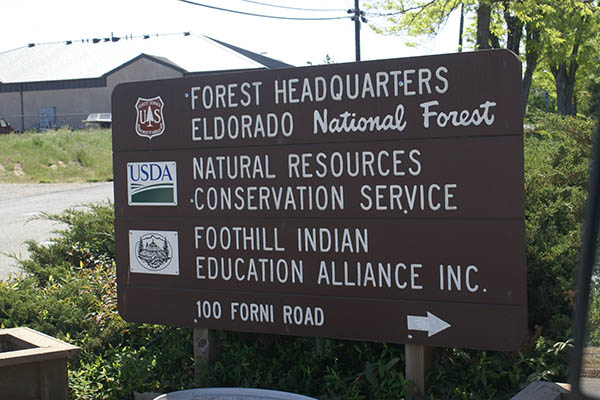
(503, 0), (523, 54)
(366, 0), (600, 118)
(366, 0), (526, 50)
(541, 0), (599, 115)
(501, 0), (599, 116)
(522, 22), (541, 115)
(366, 0), (537, 111)
(367, 0), (475, 49)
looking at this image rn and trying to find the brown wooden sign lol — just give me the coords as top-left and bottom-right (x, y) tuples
(112, 49), (527, 351)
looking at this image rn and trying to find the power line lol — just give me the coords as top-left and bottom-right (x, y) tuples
(239, 0), (346, 12)
(177, 0), (350, 20)
(365, 11), (404, 17)
(5, 32), (193, 53)
(364, 3), (441, 17)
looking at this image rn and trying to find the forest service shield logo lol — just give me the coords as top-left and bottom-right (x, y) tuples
(135, 96), (165, 139)
(129, 230), (179, 275)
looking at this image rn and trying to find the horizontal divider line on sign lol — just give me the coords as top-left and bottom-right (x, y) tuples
(121, 285), (525, 307)
(112, 131), (524, 154)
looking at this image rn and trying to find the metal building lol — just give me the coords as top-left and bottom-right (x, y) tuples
(0, 33), (290, 131)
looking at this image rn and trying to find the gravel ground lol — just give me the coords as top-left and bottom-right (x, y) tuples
(0, 183), (107, 201)
(0, 182), (113, 280)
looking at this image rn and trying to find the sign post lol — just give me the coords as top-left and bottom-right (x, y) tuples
(112, 50), (527, 371)
(405, 344), (432, 394)
(193, 327), (211, 381)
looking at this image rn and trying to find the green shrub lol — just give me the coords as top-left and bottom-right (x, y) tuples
(427, 337), (572, 399)
(588, 272), (600, 345)
(524, 112), (596, 337)
(0, 203), (193, 399)
(197, 335), (410, 399)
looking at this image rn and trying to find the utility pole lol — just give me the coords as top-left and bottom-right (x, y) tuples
(348, 0), (367, 61)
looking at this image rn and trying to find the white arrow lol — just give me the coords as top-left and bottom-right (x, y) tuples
(407, 312), (451, 337)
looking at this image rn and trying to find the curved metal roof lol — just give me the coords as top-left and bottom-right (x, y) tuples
(0, 33), (291, 84)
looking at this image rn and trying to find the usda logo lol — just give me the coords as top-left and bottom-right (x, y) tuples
(127, 161), (177, 206)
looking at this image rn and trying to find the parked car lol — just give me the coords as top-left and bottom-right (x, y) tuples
(82, 113), (112, 129)
(0, 117), (14, 134)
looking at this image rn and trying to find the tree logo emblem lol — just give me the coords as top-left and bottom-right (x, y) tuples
(135, 233), (172, 271)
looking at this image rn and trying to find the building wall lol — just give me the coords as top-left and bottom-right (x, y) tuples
(22, 86), (108, 130)
(106, 57), (183, 93)
(0, 57), (183, 131)
(0, 92), (23, 131)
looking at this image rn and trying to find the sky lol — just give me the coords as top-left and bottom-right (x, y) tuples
(1, 0), (463, 67)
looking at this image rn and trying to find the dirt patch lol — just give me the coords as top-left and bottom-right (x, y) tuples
(583, 346), (600, 377)
(48, 161), (66, 170)
(583, 368), (600, 378)
(13, 163), (24, 177)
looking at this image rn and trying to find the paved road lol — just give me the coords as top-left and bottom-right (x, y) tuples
(581, 377), (600, 396)
(0, 182), (114, 280)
